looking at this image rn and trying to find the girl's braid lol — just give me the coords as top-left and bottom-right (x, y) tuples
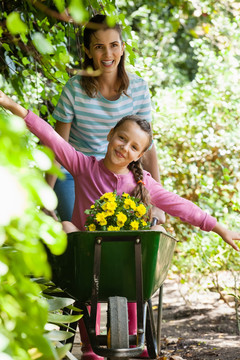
(113, 114), (153, 220)
(128, 159), (152, 220)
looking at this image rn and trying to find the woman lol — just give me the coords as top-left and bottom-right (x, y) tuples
(47, 14), (165, 223)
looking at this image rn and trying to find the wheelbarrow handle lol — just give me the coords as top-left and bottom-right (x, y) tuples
(151, 217), (158, 227)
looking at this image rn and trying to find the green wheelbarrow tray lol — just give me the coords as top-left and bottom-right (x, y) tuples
(50, 230), (177, 302)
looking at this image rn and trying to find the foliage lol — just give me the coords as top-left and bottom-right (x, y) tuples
(0, 109), (69, 358)
(151, 7), (240, 289)
(85, 191), (151, 231)
(116, 0), (240, 292)
(39, 279), (82, 360)
(0, 0), (131, 120)
(1, 1), (240, 354)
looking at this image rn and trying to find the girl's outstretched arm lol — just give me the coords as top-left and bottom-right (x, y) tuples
(0, 90), (28, 118)
(0, 90), (88, 177)
(212, 223), (240, 251)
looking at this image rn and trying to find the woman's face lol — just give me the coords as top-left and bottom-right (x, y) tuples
(85, 29), (124, 75)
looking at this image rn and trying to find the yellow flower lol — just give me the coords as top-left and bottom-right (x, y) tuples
(100, 192), (116, 201)
(96, 212), (107, 224)
(130, 220), (139, 230)
(105, 209), (115, 216)
(99, 219), (107, 226)
(116, 212), (127, 228)
(85, 192), (151, 231)
(124, 198), (136, 210)
(102, 201), (117, 213)
(88, 223), (96, 231)
(135, 204), (146, 217)
(107, 225), (120, 231)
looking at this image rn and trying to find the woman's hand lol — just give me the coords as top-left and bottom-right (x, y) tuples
(42, 208), (59, 221)
(212, 223), (240, 251)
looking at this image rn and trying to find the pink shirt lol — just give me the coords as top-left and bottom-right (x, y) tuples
(25, 111), (217, 232)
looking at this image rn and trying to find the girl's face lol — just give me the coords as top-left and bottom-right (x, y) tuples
(104, 120), (150, 174)
(85, 29), (124, 75)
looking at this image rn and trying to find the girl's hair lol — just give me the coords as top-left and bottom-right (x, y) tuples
(80, 14), (129, 98)
(113, 115), (153, 220)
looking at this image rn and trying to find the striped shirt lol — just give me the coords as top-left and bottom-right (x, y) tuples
(52, 73), (152, 159)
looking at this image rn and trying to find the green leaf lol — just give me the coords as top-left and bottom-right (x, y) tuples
(46, 330), (74, 341)
(22, 57), (30, 66)
(6, 12), (28, 35)
(106, 15), (117, 27)
(53, 0), (66, 13)
(48, 313), (82, 324)
(22, 69), (29, 77)
(68, 0), (88, 23)
(46, 297), (75, 311)
(56, 343), (73, 358)
(30, 334), (59, 359)
(2, 43), (12, 52)
(32, 33), (54, 54)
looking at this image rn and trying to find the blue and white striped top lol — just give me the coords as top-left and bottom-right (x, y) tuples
(52, 73), (152, 159)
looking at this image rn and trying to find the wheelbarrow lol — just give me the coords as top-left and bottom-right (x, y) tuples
(50, 229), (177, 359)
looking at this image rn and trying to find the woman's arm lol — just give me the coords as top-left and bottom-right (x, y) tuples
(142, 143), (160, 181)
(142, 143), (166, 224)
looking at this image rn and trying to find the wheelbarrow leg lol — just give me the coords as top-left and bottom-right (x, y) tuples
(146, 299), (157, 358)
(157, 285), (163, 355)
(146, 285), (164, 358)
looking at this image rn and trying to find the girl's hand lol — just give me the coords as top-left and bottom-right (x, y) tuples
(0, 90), (28, 118)
(212, 223), (240, 251)
(0, 90), (12, 110)
(151, 206), (166, 224)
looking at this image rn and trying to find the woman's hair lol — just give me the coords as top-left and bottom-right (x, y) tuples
(80, 14), (129, 98)
(113, 115), (153, 220)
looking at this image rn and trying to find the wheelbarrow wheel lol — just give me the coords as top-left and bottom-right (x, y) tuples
(107, 296), (129, 360)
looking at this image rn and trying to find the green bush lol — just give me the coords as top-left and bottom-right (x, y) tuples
(0, 110), (68, 359)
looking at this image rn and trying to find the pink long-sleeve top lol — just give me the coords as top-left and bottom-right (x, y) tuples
(25, 111), (217, 232)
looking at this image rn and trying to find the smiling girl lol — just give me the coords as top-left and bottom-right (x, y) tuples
(1, 90), (239, 360)
(1, 90), (239, 250)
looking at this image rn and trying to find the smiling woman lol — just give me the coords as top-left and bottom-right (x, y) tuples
(84, 28), (124, 82)
(45, 13), (163, 225)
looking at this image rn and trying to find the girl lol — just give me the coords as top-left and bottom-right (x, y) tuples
(1, 91), (239, 360)
(47, 14), (164, 223)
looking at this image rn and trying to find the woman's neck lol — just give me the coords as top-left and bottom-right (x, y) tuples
(98, 73), (120, 101)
